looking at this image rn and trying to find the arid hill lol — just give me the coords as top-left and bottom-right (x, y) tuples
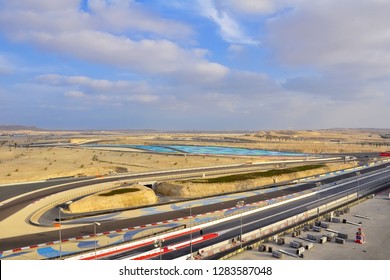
(68, 185), (158, 213)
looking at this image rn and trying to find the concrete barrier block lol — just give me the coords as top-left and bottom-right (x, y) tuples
(290, 241), (302, 248)
(307, 234), (318, 241)
(320, 222), (329, 228)
(277, 237), (285, 245)
(296, 247), (305, 255)
(319, 236), (327, 244)
(272, 251), (283, 259)
(305, 243), (314, 250)
(325, 232), (335, 241)
(335, 237), (345, 244)
(338, 233), (348, 239)
(258, 245), (266, 252)
(332, 217), (341, 223)
(313, 226), (322, 232)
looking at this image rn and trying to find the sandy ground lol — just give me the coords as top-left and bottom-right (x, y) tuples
(228, 188), (390, 260)
(1, 128), (388, 184)
(156, 162), (357, 198)
(0, 145), (251, 184)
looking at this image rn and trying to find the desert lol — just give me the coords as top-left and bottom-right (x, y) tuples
(1, 127), (389, 211)
(1, 128), (388, 185)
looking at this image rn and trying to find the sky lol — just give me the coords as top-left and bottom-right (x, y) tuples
(0, 0), (389, 131)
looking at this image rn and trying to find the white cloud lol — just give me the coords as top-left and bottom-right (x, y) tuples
(0, 0), (228, 82)
(0, 1), (88, 35)
(2, 0), (390, 130)
(227, 44), (245, 54)
(197, 0), (260, 45)
(219, 0), (286, 15)
(88, 0), (192, 39)
(0, 0), (192, 39)
(261, 0), (390, 126)
(36, 73), (160, 105)
(36, 74), (132, 90)
(28, 30), (230, 80)
(3, 0), (80, 11)
(267, 0), (390, 74)
(0, 54), (13, 74)
(65, 90), (86, 98)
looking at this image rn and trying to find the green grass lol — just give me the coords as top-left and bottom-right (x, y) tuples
(186, 164), (325, 184)
(99, 188), (139, 196)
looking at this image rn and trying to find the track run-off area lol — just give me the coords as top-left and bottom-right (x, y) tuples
(0, 156), (389, 260)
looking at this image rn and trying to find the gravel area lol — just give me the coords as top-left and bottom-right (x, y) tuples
(229, 187), (390, 260)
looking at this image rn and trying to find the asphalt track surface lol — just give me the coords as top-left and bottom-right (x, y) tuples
(0, 161), (389, 252)
(0, 159), (343, 221)
(161, 169), (390, 260)
(102, 164), (390, 260)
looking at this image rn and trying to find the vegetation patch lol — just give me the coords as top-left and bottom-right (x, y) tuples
(115, 166), (128, 173)
(68, 184), (158, 213)
(99, 188), (139, 196)
(187, 164), (325, 184)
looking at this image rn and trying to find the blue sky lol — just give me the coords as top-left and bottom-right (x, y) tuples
(0, 0), (389, 130)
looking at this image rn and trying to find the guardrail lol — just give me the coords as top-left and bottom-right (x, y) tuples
(193, 172), (390, 260)
(28, 159), (344, 225)
(15, 160), (390, 258)
(29, 181), (122, 225)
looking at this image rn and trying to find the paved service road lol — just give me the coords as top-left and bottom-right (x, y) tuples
(0, 161), (388, 254)
(0, 158), (344, 222)
(148, 166), (390, 260)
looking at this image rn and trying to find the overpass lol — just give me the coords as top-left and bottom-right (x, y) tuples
(44, 162), (390, 259)
(0, 160), (389, 259)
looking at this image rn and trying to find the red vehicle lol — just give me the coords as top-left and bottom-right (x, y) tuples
(379, 152), (390, 157)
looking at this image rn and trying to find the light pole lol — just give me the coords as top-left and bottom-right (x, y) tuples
(58, 207), (63, 258)
(154, 239), (164, 260)
(236, 200), (245, 249)
(187, 204), (193, 259)
(93, 222), (101, 259)
(259, 228), (262, 246)
(315, 182), (321, 220)
(356, 171), (361, 203)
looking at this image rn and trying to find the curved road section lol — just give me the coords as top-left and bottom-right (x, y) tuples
(0, 160), (389, 258)
(0, 156), (344, 222)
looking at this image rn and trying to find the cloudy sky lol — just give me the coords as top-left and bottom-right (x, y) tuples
(0, 0), (389, 130)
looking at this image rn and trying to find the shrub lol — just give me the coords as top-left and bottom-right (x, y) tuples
(189, 165), (324, 184)
(99, 188), (139, 196)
